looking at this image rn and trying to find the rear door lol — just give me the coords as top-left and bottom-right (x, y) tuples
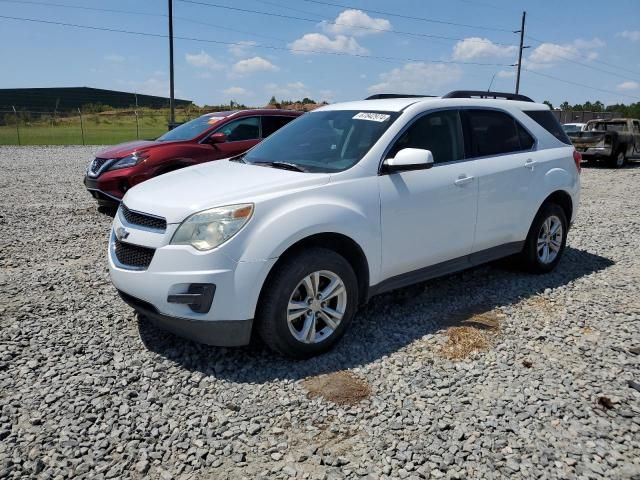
(261, 115), (296, 138)
(463, 108), (538, 253)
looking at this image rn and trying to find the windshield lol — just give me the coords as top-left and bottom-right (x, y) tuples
(243, 110), (400, 173)
(157, 113), (229, 141)
(589, 122), (627, 132)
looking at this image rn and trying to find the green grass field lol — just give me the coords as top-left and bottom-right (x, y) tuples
(0, 110), (198, 145)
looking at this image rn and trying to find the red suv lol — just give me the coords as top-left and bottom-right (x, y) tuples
(84, 109), (302, 207)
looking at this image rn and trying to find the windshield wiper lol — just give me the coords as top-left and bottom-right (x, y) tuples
(254, 161), (307, 172)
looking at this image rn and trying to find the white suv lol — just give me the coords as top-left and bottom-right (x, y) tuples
(108, 90), (581, 358)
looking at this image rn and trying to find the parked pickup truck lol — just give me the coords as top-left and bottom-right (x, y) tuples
(568, 118), (640, 168)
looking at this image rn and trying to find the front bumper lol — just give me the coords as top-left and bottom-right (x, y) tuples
(108, 211), (277, 346)
(84, 175), (124, 205)
(118, 290), (252, 346)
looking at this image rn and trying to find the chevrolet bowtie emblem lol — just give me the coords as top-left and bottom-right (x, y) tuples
(115, 226), (130, 241)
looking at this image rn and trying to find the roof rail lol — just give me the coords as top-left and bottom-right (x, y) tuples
(442, 90), (534, 102)
(365, 93), (435, 100)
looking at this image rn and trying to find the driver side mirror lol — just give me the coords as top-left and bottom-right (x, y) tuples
(383, 148), (434, 173)
(207, 132), (227, 144)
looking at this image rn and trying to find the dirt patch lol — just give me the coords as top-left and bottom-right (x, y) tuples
(302, 371), (371, 405)
(437, 326), (492, 360)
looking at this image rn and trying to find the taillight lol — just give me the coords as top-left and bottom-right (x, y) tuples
(573, 149), (582, 173)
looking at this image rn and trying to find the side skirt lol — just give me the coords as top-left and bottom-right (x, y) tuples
(368, 241), (524, 299)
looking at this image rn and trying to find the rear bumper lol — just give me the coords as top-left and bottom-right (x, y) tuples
(118, 290), (253, 346)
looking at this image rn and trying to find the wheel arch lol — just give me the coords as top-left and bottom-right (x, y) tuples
(540, 190), (573, 224)
(256, 232), (371, 311)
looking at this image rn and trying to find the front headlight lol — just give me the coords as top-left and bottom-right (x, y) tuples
(109, 151), (149, 170)
(170, 204), (254, 251)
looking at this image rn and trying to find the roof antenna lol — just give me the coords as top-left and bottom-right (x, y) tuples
(487, 72), (497, 92)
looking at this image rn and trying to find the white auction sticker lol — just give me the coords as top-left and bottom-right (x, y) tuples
(353, 112), (391, 122)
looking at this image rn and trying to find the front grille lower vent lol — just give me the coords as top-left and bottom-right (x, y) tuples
(120, 204), (167, 231)
(114, 240), (155, 269)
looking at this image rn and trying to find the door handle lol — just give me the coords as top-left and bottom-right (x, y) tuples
(454, 174), (474, 186)
(524, 158), (536, 170)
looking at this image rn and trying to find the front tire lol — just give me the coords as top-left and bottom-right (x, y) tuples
(519, 203), (568, 274)
(256, 248), (359, 358)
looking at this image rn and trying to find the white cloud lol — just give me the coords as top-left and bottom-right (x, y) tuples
(497, 70), (515, 78)
(228, 40), (258, 57)
(222, 86), (250, 96)
(231, 56), (279, 75)
(119, 76), (169, 97)
(526, 38), (604, 70)
(368, 63), (462, 94)
(185, 51), (224, 70)
(617, 81), (639, 91)
(265, 81), (310, 99)
(322, 9), (391, 37)
(289, 33), (367, 55)
(104, 54), (125, 63)
(618, 30), (640, 42)
(452, 38), (517, 60)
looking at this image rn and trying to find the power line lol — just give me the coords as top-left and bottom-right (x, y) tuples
(526, 34), (640, 78)
(523, 69), (640, 101)
(0, 0), (290, 43)
(177, 0), (517, 46)
(0, 14), (515, 66)
(298, 0), (514, 32)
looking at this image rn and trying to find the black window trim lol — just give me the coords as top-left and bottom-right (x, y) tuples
(378, 106), (538, 174)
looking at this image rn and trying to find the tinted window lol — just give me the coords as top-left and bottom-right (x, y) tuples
(466, 109), (528, 156)
(157, 113), (229, 141)
(217, 117), (259, 141)
(388, 110), (464, 164)
(524, 110), (571, 145)
(517, 123), (535, 150)
(634, 121), (640, 134)
(262, 116), (295, 137)
(244, 110), (399, 173)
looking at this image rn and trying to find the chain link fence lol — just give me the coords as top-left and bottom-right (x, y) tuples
(0, 109), (199, 145)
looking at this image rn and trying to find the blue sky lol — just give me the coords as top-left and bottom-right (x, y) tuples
(1, 0), (639, 107)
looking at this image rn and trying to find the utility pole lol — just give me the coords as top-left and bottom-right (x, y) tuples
(168, 0), (175, 128)
(515, 11), (527, 94)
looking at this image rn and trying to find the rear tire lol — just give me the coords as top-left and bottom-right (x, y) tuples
(256, 248), (358, 358)
(519, 203), (568, 274)
(608, 149), (626, 168)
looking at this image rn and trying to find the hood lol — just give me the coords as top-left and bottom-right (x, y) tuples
(96, 140), (168, 159)
(122, 160), (330, 224)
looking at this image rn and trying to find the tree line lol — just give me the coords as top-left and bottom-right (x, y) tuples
(543, 100), (640, 118)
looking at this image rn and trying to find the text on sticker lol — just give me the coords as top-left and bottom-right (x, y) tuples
(353, 112), (391, 122)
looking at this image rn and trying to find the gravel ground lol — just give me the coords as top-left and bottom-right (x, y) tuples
(1, 146), (639, 480)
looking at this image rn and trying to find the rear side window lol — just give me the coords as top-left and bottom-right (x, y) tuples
(524, 110), (571, 145)
(465, 109), (533, 157)
(261, 116), (295, 138)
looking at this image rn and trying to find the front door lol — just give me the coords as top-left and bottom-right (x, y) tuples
(209, 116), (261, 159)
(378, 110), (478, 280)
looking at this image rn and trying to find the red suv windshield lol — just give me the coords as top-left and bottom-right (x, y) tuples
(157, 113), (230, 142)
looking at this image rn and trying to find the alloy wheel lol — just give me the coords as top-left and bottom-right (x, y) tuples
(287, 270), (347, 344)
(537, 215), (563, 264)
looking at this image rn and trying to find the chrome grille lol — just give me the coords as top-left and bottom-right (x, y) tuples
(120, 204), (167, 231)
(88, 157), (112, 177)
(114, 240), (155, 269)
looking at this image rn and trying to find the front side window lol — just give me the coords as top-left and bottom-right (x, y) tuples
(466, 109), (533, 157)
(217, 117), (260, 141)
(243, 110), (399, 173)
(262, 116), (295, 138)
(387, 110), (464, 164)
(157, 113), (229, 142)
